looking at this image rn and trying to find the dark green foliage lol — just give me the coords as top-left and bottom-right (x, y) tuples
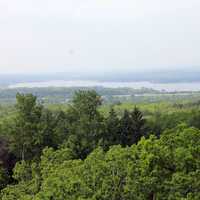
(37, 109), (56, 148)
(104, 107), (120, 148)
(119, 110), (133, 146)
(147, 110), (190, 137)
(119, 107), (146, 146)
(0, 166), (8, 191)
(188, 110), (200, 129)
(130, 106), (146, 143)
(52, 110), (69, 146)
(0, 138), (14, 190)
(38, 109), (69, 149)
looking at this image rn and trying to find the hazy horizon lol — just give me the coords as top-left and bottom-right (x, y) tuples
(0, 67), (200, 75)
(0, 69), (200, 87)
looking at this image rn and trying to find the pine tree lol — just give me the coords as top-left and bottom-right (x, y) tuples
(104, 107), (120, 148)
(119, 110), (133, 146)
(130, 106), (146, 144)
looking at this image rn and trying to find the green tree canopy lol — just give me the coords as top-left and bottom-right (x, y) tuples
(65, 90), (104, 158)
(2, 125), (200, 200)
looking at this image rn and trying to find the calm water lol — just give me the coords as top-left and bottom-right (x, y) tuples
(9, 80), (200, 92)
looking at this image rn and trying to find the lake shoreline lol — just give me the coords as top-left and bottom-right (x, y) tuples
(8, 80), (200, 92)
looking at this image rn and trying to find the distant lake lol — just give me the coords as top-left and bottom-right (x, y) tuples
(8, 80), (200, 92)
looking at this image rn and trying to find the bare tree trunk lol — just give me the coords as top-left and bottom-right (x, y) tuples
(21, 144), (25, 160)
(149, 192), (156, 200)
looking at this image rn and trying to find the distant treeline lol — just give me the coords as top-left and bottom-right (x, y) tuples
(0, 87), (159, 104)
(0, 87), (200, 105)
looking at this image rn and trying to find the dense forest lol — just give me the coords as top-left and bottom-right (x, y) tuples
(0, 90), (200, 199)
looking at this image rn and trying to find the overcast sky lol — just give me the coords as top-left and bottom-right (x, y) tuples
(0, 0), (200, 74)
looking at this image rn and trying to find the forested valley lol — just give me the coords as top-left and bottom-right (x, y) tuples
(0, 90), (200, 199)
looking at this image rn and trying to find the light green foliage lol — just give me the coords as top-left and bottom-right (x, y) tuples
(40, 147), (74, 179)
(1, 146), (74, 200)
(7, 93), (44, 160)
(2, 125), (200, 199)
(65, 90), (104, 158)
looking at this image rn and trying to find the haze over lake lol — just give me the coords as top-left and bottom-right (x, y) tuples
(9, 80), (200, 92)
